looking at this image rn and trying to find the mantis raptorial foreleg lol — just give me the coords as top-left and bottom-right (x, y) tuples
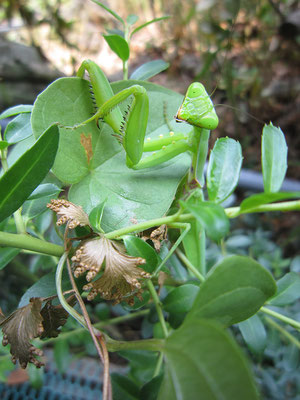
(69, 60), (219, 170)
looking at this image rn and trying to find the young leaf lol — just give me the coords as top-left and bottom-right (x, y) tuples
(240, 191), (300, 212)
(130, 16), (171, 38)
(159, 317), (259, 400)
(127, 14), (139, 25)
(0, 105), (32, 120)
(40, 296), (76, 338)
(27, 183), (61, 200)
(103, 34), (130, 61)
(189, 255), (276, 326)
(130, 60), (169, 80)
(180, 200), (229, 242)
(0, 298), (44, 368)
(4, 113), (32, 143)
(123, 235), (160, 273)
(89, 200), (107, 232)
(0, 248), (20, 271)
(268, 272), (300, 306)
(91, 0), (124, 25)
(238, 314), (267, 355)
(162, 284), (199, 314)
(0, 124), (59, 223)
(262, 123), (288, 193)
(207, 137), (243, 203)
(0, 141), (10, 150)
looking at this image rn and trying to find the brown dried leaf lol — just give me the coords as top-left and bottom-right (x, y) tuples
(141, 225), (168, 251)
(0, 298), (44, 369)
(80, 133), (93, 164)
(40, 295), (76, 339)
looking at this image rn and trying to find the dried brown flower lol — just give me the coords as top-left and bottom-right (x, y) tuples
(72, 236), (150, 304)
(47, 199), (90, 229)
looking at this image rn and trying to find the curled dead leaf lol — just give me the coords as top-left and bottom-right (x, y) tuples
(0, 298), (44, 369)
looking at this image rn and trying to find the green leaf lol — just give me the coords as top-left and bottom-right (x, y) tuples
(27, 183), (61, 200)
(31, 78), (191, 231)
(4, 113), (32, 143)
(54, 339), (71, 374)
(269, 272), (300, 306)
(181, 200), (229, 242)
(189, 255), (276, 326)
(207, 137), (243, 203)
(130, 60), (169, 80)
(162, 284), (199, 314)
(159, 317), (259, 400)
(262, 123), (288, 193)
(127, 14), (139, 25)
(130, 16), (171, 38)
(111, 373), (140, 400)
(18, 269), (71, 307)
(91, 0), (124, 25)
(0, 125), (59, 223)
(123, 235), (159, 273)
(103, 34), (130, 61)
(0, 104), (32, 120)
(240, 191), (300, 212)
(140, 375), (163, 400)
(89, 201), (106, 232)
(0, 247), (20, 270)
(238, 314), (267, 355)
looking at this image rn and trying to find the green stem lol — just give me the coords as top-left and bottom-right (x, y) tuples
(264, 316), (300, 349)
(147, 280), (169, 338)
(105, 335), (163, 352)
(176, 248), (205, 282)
(0, 231), (64, 256)
(260, 306), (300, 331)
(153, 352), (164, 377)
(226, 200), (300, 218)
(56, 252), (87, 330)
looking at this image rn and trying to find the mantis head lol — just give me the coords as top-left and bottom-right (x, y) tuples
(176, 82), (219, 130)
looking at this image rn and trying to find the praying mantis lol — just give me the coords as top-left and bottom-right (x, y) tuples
(70, 59), (219, 172)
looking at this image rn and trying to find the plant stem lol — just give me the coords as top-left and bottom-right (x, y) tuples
(176, 248), (205, 282)
(147, 280), (169, 338)
(153, 352), (164, 377)
(260, 306), (300, 331)
(226, 200), (300, 218)
(264, 316), (300, 349)
(105, 335), (163, 352)
(0, 231), (64, 256)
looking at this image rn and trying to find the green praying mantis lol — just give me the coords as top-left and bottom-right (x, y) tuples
(69, 59), (219, 172)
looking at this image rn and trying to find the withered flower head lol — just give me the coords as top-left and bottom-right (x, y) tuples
(71, 236), (150, 304)
(47, 199), (90, 229)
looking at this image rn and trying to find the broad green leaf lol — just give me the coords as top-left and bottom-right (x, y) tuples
(31, 78), (191, 231)
(189, 255), (276, 326)
(4, 113), (32, 143)
(240, 191), (300, 212)
(0, 125), (59, 223)
(119, 350), (158, 385)
(162, 284), (199, 314)
(111, 373), (140, 400)
(262, 123), (288, 193)
(269, 272), (300, 306)
(27, 183), (61, 200)
(22, 192), (56, 220)
(54, 340), (71, 374)
(127, 14), (139, 25)
(238, 314), (267, 355)
(130, 16), (171, 38)
(181, 200), (229, 242)
(159, 317), (259, 400)
(103, 34), (130, 61)
(140, 375), (163, 400)
(0, 247), (20, 270)
(123, 235), (159, 273)
(207, 137), (243, 203)
(0, 104), (32, 120)
(130, 60), (169, 80)
(19, 269), (71, 307)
